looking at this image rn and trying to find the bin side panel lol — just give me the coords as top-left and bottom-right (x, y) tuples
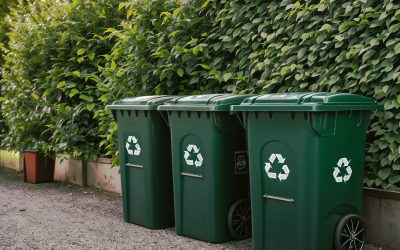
(206, 116), (249, 243)
(146, 112), (174, 228)
(317, 111), (370, 248)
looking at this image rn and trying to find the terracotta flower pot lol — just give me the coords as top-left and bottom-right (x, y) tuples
(23, 150), (55, 184)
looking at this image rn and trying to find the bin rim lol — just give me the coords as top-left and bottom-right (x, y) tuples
(231, 92), (383, 112)
(231, 103), (384, 112)
(157, 94), (255, 112)
(106, 95), (176, 111)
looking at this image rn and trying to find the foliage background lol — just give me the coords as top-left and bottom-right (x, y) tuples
(0, 0), (17, 139)
(1, 0), (122, 159)
(0, 0), (399, 191)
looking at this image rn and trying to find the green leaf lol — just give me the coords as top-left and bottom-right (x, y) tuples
(223, 72), (232, 82)
(104, 27), (117, 33)
(197, 64), (211, 70)
(200, 0), (211, 9)
(389, 23), (400, 33)
(299, 82), (308, 88)
(307, 53), (316, 62)
(127, 8), (134, 19)
(297, 48), (307, 59)
(281, 46), (290, 53)
(31, 93), (40, 100)
(69, 89), (79, 98)
(389, 175), (400, 184)
(362, 50), (375, 63)
(394, 43), (400, 54)
(320, 24), (332, 31)
(242, 23), (253, 30)
(110, 61), (117, 71)
(177, 68), (184, 77)
(338, 21), (356, 32)
(378, 167), (391, 180)
(252, 17), (263, 24)
(249, 52), (258, 59)
(77, 57), (85, 63)
(72, 71), (81, 78)
(295, 73), (303, 81)
(57, 81), (66, 88)
(173, 6), (183, 18)
(86, 103), (95, 111)
(77, 48), (86, 56)
(79, 94), (93, 102)
(280, 66), (290, 76)
(261, 32), (268, 39)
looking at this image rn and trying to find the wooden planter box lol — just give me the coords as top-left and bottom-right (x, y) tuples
(23, 151), (55, 184)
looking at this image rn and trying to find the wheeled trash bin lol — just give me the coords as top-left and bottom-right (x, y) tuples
(158, 94), (253, 243)
(232, 92), (382, 250)
(107, 96), (175, 229)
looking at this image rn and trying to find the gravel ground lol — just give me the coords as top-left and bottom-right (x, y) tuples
(0, 167), (386, 250)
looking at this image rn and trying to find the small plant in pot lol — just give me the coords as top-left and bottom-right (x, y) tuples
(1, 88), (56, 184)
(23, 146), (55, 184)
(20, 121), (55, 184)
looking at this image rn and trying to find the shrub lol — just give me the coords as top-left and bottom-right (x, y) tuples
(0, 0), (18, 141)
(1, 0), (123, 159)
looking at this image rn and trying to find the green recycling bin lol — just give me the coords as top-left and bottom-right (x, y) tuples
(107, 95), (175, 229)
(158, 94), (253, 243)
(232, 92), (382, 250)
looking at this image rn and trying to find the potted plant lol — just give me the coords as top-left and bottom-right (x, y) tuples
(16, 114), (55, 183)
(21, 122), (55, 184)
(23, 150), (55, 184)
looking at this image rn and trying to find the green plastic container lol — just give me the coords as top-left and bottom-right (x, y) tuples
(158, 94), (253, 243)
(232, 92), (382, 250)
(107, 95), (175, 229)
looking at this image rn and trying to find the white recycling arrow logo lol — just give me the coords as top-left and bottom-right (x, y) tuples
(333, 157), (352, 183)
(184, 144), (203, 168)
(264, 153), (290, 182)
(125, 136), (141, 156)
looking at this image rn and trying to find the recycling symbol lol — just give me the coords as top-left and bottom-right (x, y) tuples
(184, 144), (203, 168)
(264, 153), (290, 182)
(125, 136), (141, 156)
(333, 158), (352, 183)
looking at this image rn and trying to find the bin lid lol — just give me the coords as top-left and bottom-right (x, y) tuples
(106, 95), (176, 111)
(158, 94), (255, 111)
(231, 92), (383, 112)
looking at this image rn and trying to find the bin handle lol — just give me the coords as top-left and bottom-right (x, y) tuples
(181, 172), (203, 179)
(263, 194), (294, 203)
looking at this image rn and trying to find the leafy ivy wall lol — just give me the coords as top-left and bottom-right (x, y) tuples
(0, 0), (399, 190)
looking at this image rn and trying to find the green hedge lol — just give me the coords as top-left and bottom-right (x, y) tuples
(1, 0), (122, 159)
(98, 0), (399, 190)
(0, 0), (17, 138)
(0, 0), (399, 190)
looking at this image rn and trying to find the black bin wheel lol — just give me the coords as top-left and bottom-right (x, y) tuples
(227, 199), (252, 240)
(335, 214), (366, 250)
